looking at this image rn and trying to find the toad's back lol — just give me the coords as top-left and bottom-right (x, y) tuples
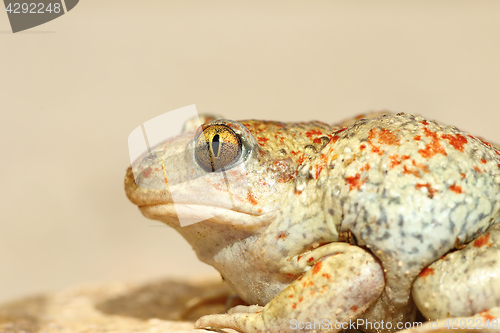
(310, 114), (500, 303)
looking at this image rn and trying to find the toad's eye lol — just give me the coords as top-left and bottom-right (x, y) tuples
(194, 124), (242, 172)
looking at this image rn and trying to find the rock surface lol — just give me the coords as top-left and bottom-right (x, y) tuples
(4, 276), (498, 333)
(0, 277), (237, 333)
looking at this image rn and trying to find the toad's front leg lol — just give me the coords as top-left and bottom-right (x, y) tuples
(195, 243), (384, 333)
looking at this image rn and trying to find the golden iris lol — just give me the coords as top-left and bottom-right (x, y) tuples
(195, 124), (242, 172)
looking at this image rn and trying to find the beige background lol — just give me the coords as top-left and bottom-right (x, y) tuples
(0, 1), (499, 303)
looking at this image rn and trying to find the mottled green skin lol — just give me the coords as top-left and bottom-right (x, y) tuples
(126, 112), (500, 332)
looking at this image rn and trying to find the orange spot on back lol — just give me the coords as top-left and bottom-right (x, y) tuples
(481, 139), (492, 147)
(305, 129), (322, 139)
(351, 305), (358, 312)
(418, 127), (447, 159)
(371, 146), (385, 155)
(481, 158), (487, 164)
(307, 257), (314, 263)
(441, 133), (468, 152)
(330, 136), (340, 144)
(412, 160), (430, 173)
(346, 174), (365, 190)
(419, 267), (435, 279)
(312, 261), (322, 274)
(366, 128), (391, 155)
(403, 166), (421, 178)
(377, 129), (399, 145)
(415, 183), (437, 199)
(313, 138), (322, 144)
(449, 184), (462, 194)
(335, 127), (347, 134)
(389, 155), (403, 168)
(473, 233), (491, 247)
(414, 135), (421, 141)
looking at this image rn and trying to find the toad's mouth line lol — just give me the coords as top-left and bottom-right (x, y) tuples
(138, 202), (258, 215)
(139, 203), (275, 228)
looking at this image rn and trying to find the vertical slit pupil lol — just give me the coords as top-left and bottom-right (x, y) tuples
(212, 134), (220, 157)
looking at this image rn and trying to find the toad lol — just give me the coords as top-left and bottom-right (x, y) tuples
(125, 112), (500, 332)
